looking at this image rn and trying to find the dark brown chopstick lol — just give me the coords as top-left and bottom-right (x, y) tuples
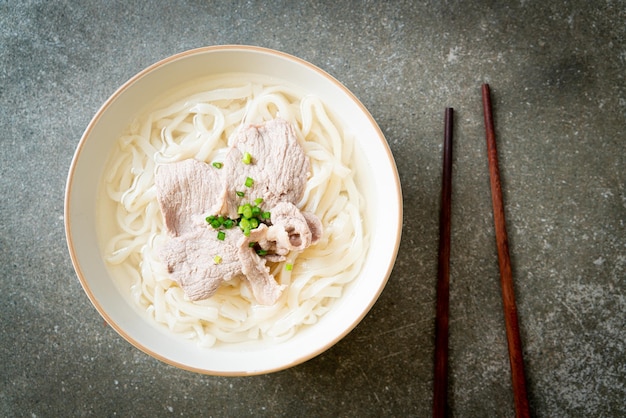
(481, 84), (530, 418)
(433, 107), (453, 418)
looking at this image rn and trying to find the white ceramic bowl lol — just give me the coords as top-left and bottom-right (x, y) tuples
(65, 45), (402, 375)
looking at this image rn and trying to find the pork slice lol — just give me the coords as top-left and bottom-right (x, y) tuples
(217, 118), (309, 218)
(266, 202), (323, 254)
(159, 227), (243, 301)
(153, 119), (321, 305)
(155, 159), (223, 237)
(302, 211), (323, 244)
(237, 225), (285, 305)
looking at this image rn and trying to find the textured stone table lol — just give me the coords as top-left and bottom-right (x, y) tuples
(1, 1), (624, 416)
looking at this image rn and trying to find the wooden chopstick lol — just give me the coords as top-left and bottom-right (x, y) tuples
(433, 107), (454, 418)
(481, 84), (530, 418)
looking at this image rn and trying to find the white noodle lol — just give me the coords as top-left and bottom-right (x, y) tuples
(99, 76), (369, 347)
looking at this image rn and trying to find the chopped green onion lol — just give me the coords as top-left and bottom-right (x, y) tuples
(213, 255), (222, 264)
(286, 263), (293, 271)
(244, 177), (254, 188)
(256, 249), (268, 256)
(242, 152), (252, 164)
(212, 162), (223, 169)
(207, 189), (271, 241)
(248, 241), (257, 248)
(239, 218), (251, 230)
(249, 218), (259, 229)
(242, 204), (253, 219)
(240, 217), (252, 237)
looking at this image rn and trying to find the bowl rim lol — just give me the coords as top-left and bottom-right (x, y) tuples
(64, 44), (403, 375)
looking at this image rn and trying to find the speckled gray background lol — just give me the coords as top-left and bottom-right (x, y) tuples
(1, 1), (624, 417)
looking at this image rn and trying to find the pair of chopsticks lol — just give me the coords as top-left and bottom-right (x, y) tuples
(432, 84), (530, 418)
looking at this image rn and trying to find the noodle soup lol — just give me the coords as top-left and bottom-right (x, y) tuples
(97, 74), (369, 347)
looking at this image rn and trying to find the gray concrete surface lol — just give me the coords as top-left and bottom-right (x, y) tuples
(1, 1), (624, 416)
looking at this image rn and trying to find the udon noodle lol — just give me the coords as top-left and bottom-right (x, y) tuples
(100, 75), (368, 347)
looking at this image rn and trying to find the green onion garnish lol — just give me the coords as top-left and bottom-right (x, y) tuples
(244, 177), (254, 188)
(239, 218), (251, 230)
(286, 263), (293, 271)
(256, 249), (268, 256)
(242, 152), (252, 165)
(213, 255), (222, 264)
(207, 189), (271, 242)
(212, 162), (223, 169)
(242, 204), (253, 219)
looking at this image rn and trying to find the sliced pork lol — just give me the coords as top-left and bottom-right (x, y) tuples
(215, 118), (309, 219)
(265, 202), (323, 254)
(154, 118), (322, 305)
(160, 227), (242, 300)
(237, 225), (286, 305)
(154, 159), (223, 236)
